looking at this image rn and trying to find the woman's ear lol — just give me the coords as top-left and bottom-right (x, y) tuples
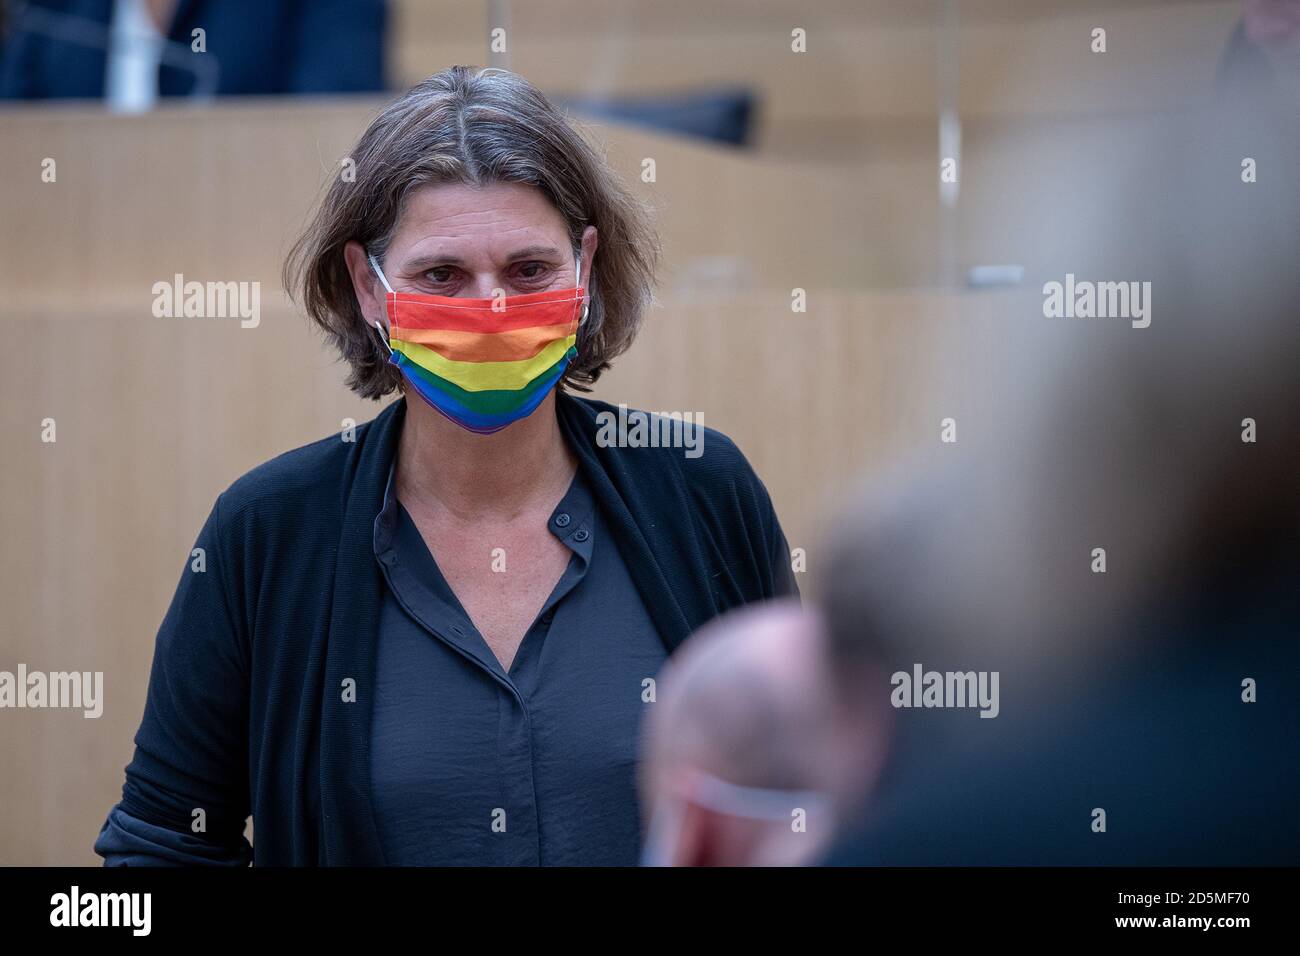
(579, 225), (599, 313)
(344, 240), (385, 328)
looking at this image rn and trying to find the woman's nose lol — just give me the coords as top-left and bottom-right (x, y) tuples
(468, 274), (504, 299)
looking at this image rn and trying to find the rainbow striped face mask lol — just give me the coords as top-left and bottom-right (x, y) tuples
(367, 253), (587, 434)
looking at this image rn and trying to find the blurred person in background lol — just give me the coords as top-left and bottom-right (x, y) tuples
(819, 96), (1300, 865)
(639, 601), (870, 866)
(1220, 0), (1300, 95)
(0, 0), (386, 106)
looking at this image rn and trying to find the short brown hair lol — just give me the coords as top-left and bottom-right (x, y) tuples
(285, 66), (659, 399)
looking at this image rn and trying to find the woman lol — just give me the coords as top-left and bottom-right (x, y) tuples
(94, 66), (797, 866)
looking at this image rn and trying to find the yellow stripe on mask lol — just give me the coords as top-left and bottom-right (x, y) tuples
(391, 334), (577, 392)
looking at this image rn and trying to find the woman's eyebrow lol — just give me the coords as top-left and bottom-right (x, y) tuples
(505, 244), (565, 261)
(403, 245), (565, 272)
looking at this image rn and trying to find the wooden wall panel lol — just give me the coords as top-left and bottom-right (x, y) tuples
(393, 0), (1240, 163)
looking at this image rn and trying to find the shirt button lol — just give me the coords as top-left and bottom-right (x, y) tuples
(554, 512), (571, 528)
(573, 529), (590, 543)
(541, 611), (555, 625)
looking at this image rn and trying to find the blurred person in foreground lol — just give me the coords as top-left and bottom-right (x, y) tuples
(820, 95), (1300, 865)
(639, 601), (885, 866)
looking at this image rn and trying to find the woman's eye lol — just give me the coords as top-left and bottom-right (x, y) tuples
(427, 267), (456, 284)
(516, 262), (549, 281)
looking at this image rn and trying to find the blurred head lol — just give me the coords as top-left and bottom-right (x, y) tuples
(819, 100), (1300, 713)
(286, 65), (658, 400)
(1244, 0), (1300, 68)
(815, 101), (1300, 865)
(638, 601), (875, 866)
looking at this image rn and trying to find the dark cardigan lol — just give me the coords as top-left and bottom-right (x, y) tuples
(106, 394), (798, 865)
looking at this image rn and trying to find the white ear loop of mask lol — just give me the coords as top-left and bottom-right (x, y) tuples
(684, 770), (830, 822)
(575, 251), (590, 326)
(367, 253), (394, 354)
(639, 797), (685, 867)
(365, 250), (589, 348)
(639, 772), (828, 866)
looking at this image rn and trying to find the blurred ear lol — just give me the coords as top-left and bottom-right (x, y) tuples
(672, 799), (736, 867)
(344, 240), (387, 329)
(827, 659), (894, 818)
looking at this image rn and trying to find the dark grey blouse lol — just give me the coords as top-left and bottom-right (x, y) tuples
(369, 460), (668, 865)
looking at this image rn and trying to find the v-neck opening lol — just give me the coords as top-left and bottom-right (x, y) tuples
(384, 473), (593, 686)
